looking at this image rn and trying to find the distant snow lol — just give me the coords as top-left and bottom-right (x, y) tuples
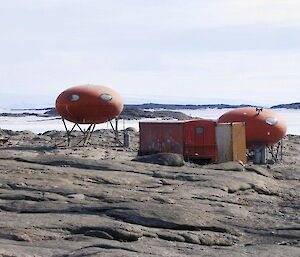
(0, 108), (299, 135)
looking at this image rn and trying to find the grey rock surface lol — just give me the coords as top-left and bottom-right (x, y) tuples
(0, 130), (298, 256)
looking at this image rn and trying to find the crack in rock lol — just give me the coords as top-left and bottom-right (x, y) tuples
(55, 243), (141, 257)
(68, 225), (143, 242)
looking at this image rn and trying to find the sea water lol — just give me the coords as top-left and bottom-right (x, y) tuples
(0, 109), (299, 135)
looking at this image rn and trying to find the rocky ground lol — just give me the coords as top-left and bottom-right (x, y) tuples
(0, 129), (299, 256)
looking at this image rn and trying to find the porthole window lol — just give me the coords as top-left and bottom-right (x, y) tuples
(68, 94), (80, 101)
(196, 127), (204, 134)
(100, 93), (112, 101)
(266, 117), (278, 126)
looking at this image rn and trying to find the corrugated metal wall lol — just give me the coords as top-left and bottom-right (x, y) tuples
(139, 122), (184, 155)
(139, 120), (218, 162)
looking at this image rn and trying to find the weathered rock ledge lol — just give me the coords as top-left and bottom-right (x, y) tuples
(0, 130), (299, 256)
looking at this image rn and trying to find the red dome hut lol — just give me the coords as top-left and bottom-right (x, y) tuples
(218, 107), (287, 148)
(56, 85), (123, 124)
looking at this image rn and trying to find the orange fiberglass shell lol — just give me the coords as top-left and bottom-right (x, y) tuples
(55, 85), (123, 124)
(218, 107), (287, 148)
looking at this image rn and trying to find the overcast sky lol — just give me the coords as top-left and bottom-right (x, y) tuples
(1, 0), (300, 107)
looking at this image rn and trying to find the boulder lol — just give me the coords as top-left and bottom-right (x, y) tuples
(133, 153), (185, 166)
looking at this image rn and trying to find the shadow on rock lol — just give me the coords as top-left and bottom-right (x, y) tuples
(204, 161), (245, 172)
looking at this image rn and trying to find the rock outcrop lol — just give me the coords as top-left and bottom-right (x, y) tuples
(0, 130), (299, 256)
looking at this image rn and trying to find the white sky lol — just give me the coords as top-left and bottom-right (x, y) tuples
(1, 0), (300, 107)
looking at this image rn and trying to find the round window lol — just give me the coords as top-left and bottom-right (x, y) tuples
(68, 94), (80, 101)
(100, 93), (112, 101)
(266, 117), (278, 126)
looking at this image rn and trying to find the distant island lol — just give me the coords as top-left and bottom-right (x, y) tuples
(8, 102), (300, 112)
(270, 102), (300, 109)
(1, 102), (299, 120)
(126, 102), (300, 110)
(129, 102), (300, 109)
(125, 103), (256, 110)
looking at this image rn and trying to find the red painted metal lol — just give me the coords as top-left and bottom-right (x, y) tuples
(56, 85), (123, 124)
(139, 120), (217, 161)
(218, 107), (287, 148)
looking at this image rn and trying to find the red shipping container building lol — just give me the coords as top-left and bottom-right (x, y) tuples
(139, 120), (217, 162)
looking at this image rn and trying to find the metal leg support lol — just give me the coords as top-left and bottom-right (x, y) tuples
(109, 119), (122, 145)
(61, 119), (96, 147)
(267, 140), (283, 163)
